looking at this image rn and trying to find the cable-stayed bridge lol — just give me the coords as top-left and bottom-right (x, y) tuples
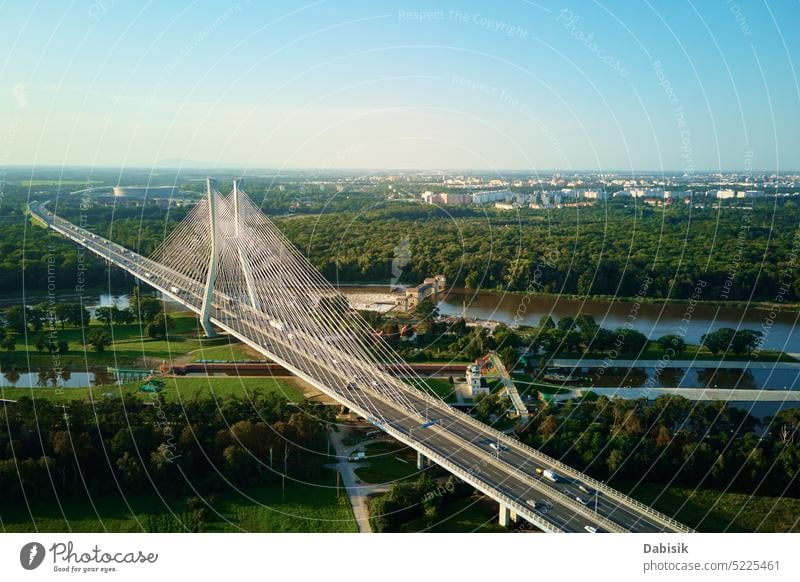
(29, 180), (692, 533)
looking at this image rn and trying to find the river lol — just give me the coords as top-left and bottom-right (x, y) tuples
(338, 286), (800, 352)
(12, 289), (795, 352)
(0, 368), (118, 389)
(436, 289), (800, 353)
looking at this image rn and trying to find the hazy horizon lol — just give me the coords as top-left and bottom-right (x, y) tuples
(2, 163), (797, 175)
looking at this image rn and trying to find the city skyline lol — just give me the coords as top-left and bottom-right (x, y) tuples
(1, 1), (799, 171)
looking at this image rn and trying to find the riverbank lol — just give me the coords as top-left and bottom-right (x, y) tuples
(337, 284), (800, 313)
(551, 357), (800, 368)
(433, 288), (800, 352)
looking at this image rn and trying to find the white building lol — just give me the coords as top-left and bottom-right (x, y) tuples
(112, 186), (179, 199)
(421, 191), (443, 204)
(494, 202), (515, 210)
(472, 189), (512, 205)
(714, 189), (736, 199)
(582, 189), (608, 200)
(465, 363), (488, 396)
(628, 188), (665, 198)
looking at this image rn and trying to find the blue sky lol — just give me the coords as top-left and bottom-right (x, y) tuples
(1, 0), (798, 171)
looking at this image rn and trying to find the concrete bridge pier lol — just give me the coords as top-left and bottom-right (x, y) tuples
(497, 503), (519, 528)
(417, 451), (427, 470)
(498, 503), (511, 527)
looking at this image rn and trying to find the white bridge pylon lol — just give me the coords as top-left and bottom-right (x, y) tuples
(196, 177), (259, 335)
(199, 177), (220, 337)
(149, 178), (437, 423)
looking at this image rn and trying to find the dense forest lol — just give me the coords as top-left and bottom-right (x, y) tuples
(4, 186), (800, 304)
(521, 394), (800, 498)
(0, 201), (124, 296)
(0, 392), (333, 527)
(369, 396), (800, 532)
(277, 199), (800, 302)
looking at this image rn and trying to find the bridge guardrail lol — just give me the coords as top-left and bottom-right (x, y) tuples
(366, 394), (627, 532)
(375, 416), (566, 533)
(406, 387), (694, 532)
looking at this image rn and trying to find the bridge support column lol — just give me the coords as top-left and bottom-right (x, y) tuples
(498, 503), (511, 527)
(200, 177), (219, 338)
(416, 451), (427, 470)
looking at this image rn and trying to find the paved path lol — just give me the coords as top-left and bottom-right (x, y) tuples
(552, 358), (800, 370)
(327, 431), (392, 533)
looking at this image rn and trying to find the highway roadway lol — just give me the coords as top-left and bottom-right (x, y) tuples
(30, 200), (691, 533)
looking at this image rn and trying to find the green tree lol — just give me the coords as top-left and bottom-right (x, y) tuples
(116, 452), (145, 488)
(35, 333), (49, 353)
(4, 305), (27, 332)
(494, 325), (522, 349)
(731, 329), (762, 356)
(28, 303), (50, 332)
(539, 315), (556, 330)
(615, 328), (649, 356)
(87, 328), (111, 352)
(575, 314), (599, 347)
(146, 312), (168, 339)
(130, 287), (162, 323)
(701, 328), (736, 355)
(498, 345), (518, 370)
(95, 306), (117, 326)
(1, 332), (15, 352)
(116, 308), (135, 325)
(557, 316), (575, 331)
(656, 334), (686, 354)
(54, 303), (89, 328)
(415, 298), (440, 321)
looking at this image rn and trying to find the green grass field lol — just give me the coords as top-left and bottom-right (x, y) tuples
(399, 496), (506, 533)
(419, 378), (457, 402)
(0, 313), (260, 368)
(0, 375), (305, 404)
(354, 441), (419, 484)
(0, 471), (356, 533)
(616, 481), (800, 533)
